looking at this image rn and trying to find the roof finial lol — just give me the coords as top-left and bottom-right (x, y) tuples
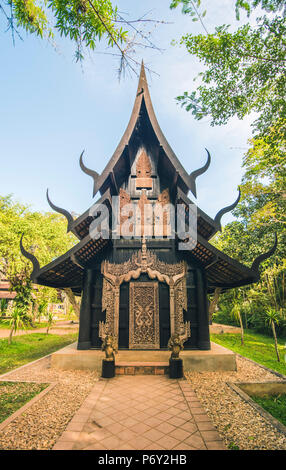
(251, 233), (278, 275)
(189, 149), (211, 198)
(20, 234), (40, 280)
(46, 189), (74, 233)
(214, 187), (241, 230)
(79, 150), (99, 197)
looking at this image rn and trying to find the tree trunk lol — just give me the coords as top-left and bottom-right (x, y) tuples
(63, 288), (80, 318)
(209, 287), (221, 324)
(8, 326), (14, 345)
(238, 312), (244, 346)
(271, 320), (280, 362)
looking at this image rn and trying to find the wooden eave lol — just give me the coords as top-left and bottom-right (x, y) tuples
(32, 229), (259, 293)
(182, 233), (259, 290)
(32, 234), (110, 292)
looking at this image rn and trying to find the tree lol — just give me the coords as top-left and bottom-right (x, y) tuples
(237, 119), (286, 229)
(7, 306), (26, 344)
(34, 286), (58, 323)
(46, 309), (55, 334)
(209, 287), (221, 323)
(231, 301), (244, 345)
(63, 287), (81, 319)
(264, 307), (280, 361)
(172, 0), (286, 136)
(0, 0), (164, 73)
(0, 299), (8, 317)
(0, 194), (77, 317)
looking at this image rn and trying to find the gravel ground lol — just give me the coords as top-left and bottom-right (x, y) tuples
(185, 356), (286, 450)
(0, 353), (286, 450)
(0, 357), (98, 450)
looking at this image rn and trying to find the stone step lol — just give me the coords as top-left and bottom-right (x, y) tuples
(115, 362), (169, 375)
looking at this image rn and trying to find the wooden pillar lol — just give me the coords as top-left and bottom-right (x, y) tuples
(77, 268), (94, 350)
(169, 280), (175, 336)
(196, 268), (210, 350)
(183, 266), (196, 349)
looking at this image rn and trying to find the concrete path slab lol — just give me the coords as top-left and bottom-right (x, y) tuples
(53, 376), (226, 450)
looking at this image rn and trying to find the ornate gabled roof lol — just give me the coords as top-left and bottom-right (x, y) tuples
(20, 61), (277, 293)
(80, 61), (210, 200)
(45, 62), (241, 241)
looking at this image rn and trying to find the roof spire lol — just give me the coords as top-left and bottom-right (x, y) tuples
(136, 59), (148, 96)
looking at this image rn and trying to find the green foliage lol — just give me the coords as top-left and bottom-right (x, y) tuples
(50, 0), (127, 61)
(170, 0), (207, 29)
(265, 306), (280, 326)
(46, 309), (55, 333)
(7, 306), (27, 344)
(0, 381), (48, 424)
(1, 0), (162, 68)
(2, 0), (123, 58)
(0, 194), (77, 317)
(174, 0), (286, 133)
(210, 331), (286, 375)
(238, 119), (286, 229)
(0, 194), (76, 271)
(177, 15), (286, 134)
(251, 394), (286, 427)
(0, 299), (8, 316)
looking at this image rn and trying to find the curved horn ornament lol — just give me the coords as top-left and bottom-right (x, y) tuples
(79, 150), (99, 197)
(46, 189), (74, 233)
(214, 187), (241, 231)
(20, 234), (40, 280)
(189, 149), (211, 198)
(251, 233), (278, 275)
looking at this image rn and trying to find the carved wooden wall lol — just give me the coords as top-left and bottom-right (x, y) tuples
(99, 240), (190, 349)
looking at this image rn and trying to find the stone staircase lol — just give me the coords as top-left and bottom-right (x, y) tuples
(115, 362), (169, 375)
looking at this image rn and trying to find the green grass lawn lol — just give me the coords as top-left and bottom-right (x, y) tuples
(0, 381), (48, 423)
(0, 332), (78, 375)
(251, 394), (286, 427)
(210, 331), (286, 376)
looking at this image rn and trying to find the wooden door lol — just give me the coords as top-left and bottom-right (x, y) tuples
(129, 281), (159, 349)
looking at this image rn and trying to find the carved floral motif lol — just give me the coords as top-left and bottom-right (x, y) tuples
(129, 282), (159, 349)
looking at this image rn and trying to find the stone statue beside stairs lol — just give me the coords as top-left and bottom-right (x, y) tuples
(168, 334), (184, 360)
(101, 334), (118, 361)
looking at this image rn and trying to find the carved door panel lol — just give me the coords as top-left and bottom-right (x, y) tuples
(129, 281), (160, 349)
(118, 282), (129, 349)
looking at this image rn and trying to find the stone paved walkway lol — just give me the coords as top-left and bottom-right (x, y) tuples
(53, 375), (226, 450)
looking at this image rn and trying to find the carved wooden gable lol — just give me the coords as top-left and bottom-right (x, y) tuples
(136, 149), (152, 190)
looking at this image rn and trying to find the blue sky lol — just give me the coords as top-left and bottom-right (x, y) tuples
(0, 0), (257, 225)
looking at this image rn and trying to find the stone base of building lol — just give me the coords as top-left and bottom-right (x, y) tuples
(50, 342), (237, 373)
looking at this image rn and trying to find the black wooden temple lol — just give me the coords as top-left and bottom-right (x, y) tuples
(21, 62), (276, 352)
